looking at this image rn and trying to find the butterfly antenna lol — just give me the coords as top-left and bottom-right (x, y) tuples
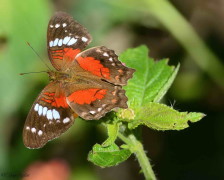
(26, 42), (51, 70)
(20, 71), (48, 75)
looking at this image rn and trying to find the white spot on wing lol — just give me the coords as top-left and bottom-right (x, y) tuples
(109, 57), (113, 62)
(103, 52), (109, 57)
(112, 63), (115, 66)
(34, 104), (39, 111)
(53, 38), (59, 46)
(26, 126), (30, 130)
(38, 130), (43, 136)
(90, 111), (96, 114)
(58, 39), (63, 46)
(53, 109), (60, 119)
(43, 107), (47, 116)
(81, 37), (88, 42)
(62, 23), (67, 27)
(50, 25), (54, 28)
(63, 36), (70, 44)
(49, 41), (53, 47)
(38, 105), (43, 115)
(31, 128), (36, 133)
(97, 108), (102, 112)
(67, 37), (77, 45)
(55, 24), (60, 28)
(63, 117), (70, 124)
(47, 110), (53, 120)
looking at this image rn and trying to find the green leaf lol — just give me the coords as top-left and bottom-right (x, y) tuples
(102, 123), (120, 147)
(88, 143), (131, 167)
(119, 45), (179, 108)
(128, 102), (205, 130)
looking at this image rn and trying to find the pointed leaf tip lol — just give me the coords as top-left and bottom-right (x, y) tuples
(128, 102), (205, 130)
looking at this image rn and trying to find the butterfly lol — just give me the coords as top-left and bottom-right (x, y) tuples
(23, 12), (135, 149)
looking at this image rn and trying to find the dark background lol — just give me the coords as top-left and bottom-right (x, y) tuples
(0, 0), (224, 179)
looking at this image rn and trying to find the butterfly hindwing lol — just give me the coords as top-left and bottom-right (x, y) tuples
(47, 11), (92, 70)
(64, 78), (128, 120)
(73, 46), (135, 85)
(23, 82), (76, 149)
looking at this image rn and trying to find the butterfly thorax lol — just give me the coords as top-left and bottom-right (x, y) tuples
(47, 71), (70, 82)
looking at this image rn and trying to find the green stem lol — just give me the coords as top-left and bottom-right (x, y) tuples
(118, 132), (156, 180)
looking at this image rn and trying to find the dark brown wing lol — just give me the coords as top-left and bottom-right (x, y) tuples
(47, 11), (92, 71)
(23, 82), (77, 149)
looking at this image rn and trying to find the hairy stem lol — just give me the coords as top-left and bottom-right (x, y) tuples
(118, 132), (156, 180)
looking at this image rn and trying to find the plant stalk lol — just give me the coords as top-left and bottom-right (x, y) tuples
(118, 132), (156, 180)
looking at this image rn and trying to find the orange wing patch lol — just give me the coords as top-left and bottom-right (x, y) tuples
(51, 48), (80, 61)
(67, 88), (107, 104)
(64, 48), (80, 60)
(76, 56), (110, 79)
(41, 92), (68, 108)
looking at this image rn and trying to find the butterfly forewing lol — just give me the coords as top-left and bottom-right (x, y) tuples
(23, 82), (76, 149)
(47, 11), (92, 71)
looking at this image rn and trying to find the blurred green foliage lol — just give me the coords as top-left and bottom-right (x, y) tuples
(0, 0), (50, 170)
